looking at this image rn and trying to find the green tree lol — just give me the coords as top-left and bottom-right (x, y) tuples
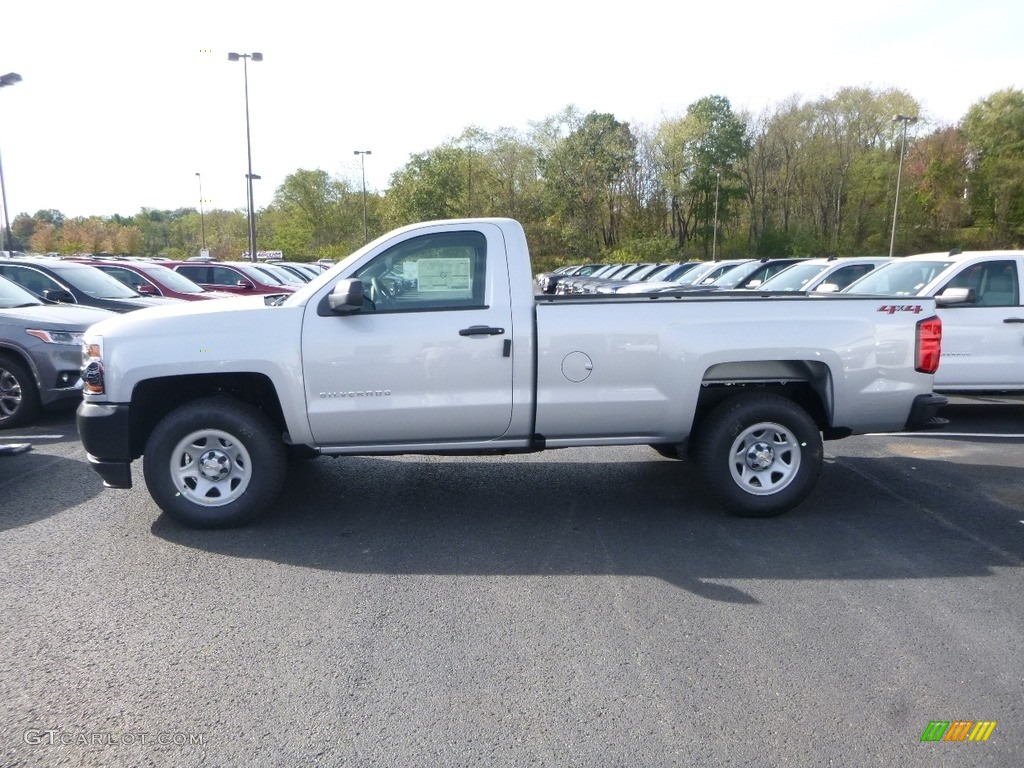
(267, 168), (360, 258)
(385, 145), (470, 226)
(657, 96), (748, 255)
(540, 110), (637, 257)
(962, 88), (1024, 242)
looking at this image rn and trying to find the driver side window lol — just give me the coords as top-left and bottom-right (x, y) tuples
(353, 231), (488, 312)
(943, 261), (1019, 307)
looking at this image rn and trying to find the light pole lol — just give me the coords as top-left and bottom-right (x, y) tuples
(889, 114), (918, 258)
(228, 52), (262, 261)
(0, 72), (22, 256)
(195, 172), (207, 253)
(712, 171), (721, 261)
(353, 150), (371, 244)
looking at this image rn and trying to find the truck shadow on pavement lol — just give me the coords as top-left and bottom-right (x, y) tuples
(151, 447), (1024, 603)
(0, 450), (103, 532)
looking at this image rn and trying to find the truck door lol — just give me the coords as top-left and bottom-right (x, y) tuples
(302, 225), (515, 446)
(934, 258), (1023, 389)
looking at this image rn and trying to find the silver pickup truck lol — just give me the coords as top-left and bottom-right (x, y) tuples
(76, 218), (947, 528)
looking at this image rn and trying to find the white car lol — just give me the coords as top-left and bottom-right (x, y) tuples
(756, 256), (893, 293)
(843, 250), (1023, 393)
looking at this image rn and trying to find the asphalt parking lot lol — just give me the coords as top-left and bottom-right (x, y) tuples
(1, 398), (1022, 767)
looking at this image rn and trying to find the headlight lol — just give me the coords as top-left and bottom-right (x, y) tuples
(25, 329), (85, 345)
(81, 337), (104, 395)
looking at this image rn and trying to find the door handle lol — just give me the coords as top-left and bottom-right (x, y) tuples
(459, 326), (505, 336)
(1003, 318), (1024, 324)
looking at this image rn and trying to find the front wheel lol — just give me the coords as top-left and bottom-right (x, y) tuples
(143, 397), (287, 528)
(0, 355), (41, 430)
(695, 394), (822, 517)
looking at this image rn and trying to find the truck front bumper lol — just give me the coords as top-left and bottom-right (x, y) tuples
(76, 401), (133, 489)
(905, 393), (949, 431)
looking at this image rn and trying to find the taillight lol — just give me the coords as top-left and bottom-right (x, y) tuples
(915, 316), (942, 374)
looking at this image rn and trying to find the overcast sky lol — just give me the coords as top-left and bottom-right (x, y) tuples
(1, 0), (1019, 220)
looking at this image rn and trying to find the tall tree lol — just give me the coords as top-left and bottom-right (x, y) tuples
(540, 111), (637, 256)
(385, 145), (470, 226)
(270, 168), (359, 257)
(962, 88), (1024, 242)
(657, 96), (748, 255)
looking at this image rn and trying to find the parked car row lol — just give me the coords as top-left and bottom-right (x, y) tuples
(0, 253), (334, 310)
(0, 253), (334, 429)
(536, 249), (1024, 393)
(2, 247), (1021, 433)
(547, 257), (810, 295)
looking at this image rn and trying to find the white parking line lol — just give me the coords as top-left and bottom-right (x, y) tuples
(0, 434), (66, 440)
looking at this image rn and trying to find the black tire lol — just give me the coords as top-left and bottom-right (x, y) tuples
(0, 355), (41, 430)
(142, 396), (287, 528)
(695, 394), (822, 517)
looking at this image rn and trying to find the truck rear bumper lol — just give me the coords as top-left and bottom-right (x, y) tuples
(905, 393), (949, 431)
(77, 401), (133, 488)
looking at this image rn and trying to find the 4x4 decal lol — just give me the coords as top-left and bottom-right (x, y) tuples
(878, 304), (925, 314)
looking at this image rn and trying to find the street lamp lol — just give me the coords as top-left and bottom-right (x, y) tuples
(195, 172), (207, 253)
(0, 72), (22, 256)
(889, 114), (918, 258)
(227, 52), (263, 261)
(353, 150), (371, 244)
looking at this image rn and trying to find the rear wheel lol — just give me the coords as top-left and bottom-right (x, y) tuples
(143, 397), (286, 528)
(0, 355), (41, 430)
(695, 394), (822, 517)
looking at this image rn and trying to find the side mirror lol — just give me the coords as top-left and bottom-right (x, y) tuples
(814, 283), (839, 293)
(135, 284), (157, 295)
(237, 280), (254, 289)
(328, 279), (365, 314)
(935, 287), (975, 307)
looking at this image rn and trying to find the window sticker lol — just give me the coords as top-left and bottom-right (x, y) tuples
(417, 258), (471, 292)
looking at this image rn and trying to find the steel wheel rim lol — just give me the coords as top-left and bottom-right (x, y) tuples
(169, 428), (253, 507)
(0, 368), (23, 418)
(728, 421), (802, 496)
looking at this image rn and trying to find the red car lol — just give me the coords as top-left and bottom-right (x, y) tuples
(170, 260), (297, 296)
(70, 258), (236, 301)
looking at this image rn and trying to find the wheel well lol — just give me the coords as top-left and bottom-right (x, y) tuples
(127, 373), (286, 459)
(692, 360), (833, 439)
(0, 347), (37, 381)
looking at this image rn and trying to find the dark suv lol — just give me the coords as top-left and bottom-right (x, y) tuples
(0, 258), (184, 312)
(0, 275), (116, 428)
(171, 260), (297, 296)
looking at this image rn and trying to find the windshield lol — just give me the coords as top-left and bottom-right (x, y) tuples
(711, 262), (761, 288)
(693, 261), (748, 286)
(0, 275), (43, 307)
(757, 263), (829, 291)
(53, 264), (142, 298)
(842, 260), (954, 296)
(140, 264), (208, 293)
(256, 264), (305, 285)
(674, 262), (718, 285)
(642, 263), (681, 282)
(231, 263), (286, 284)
